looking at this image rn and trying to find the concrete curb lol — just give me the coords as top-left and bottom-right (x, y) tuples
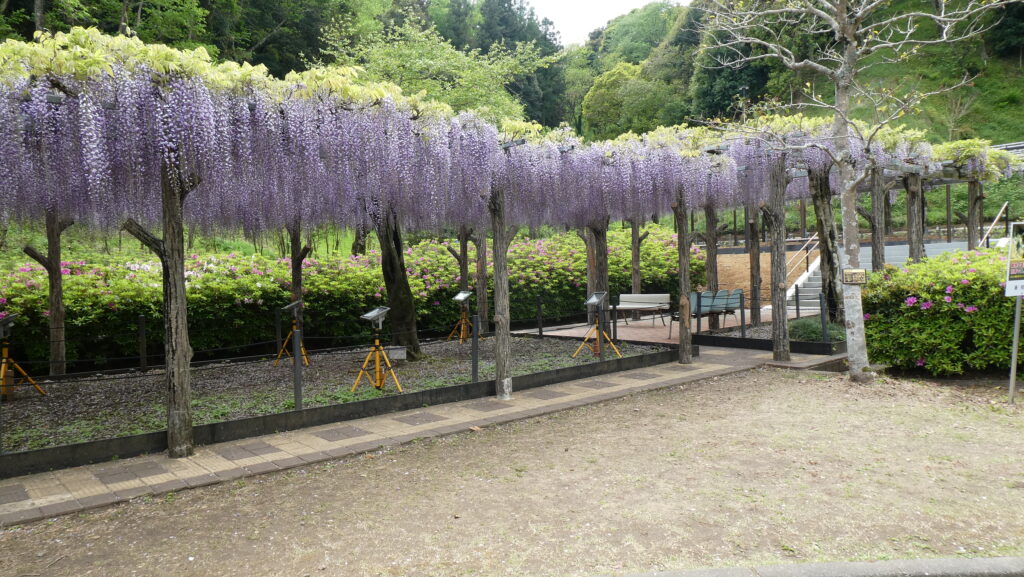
(609, 557), (1024, 577)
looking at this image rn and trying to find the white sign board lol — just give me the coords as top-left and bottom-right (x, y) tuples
(1007, 222), (1024, 297)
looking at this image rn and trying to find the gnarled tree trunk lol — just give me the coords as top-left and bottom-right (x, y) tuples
(746, 204), (762, 326)
(287, 220), (311, 330)
(673, 193), (693, 364)
(123, 162), (196, 458)
(473, 231), (489, 335)
(809, 167), (842, 324)
(374, 207), (422, 360)
(23, 208), (73, 376)
(489, 184), (516, 399)
(587, 217), (610, 303)
(870, 167), (887, 272)
(703, 204), (721, 329)
(904, 172), (925, 263)
(967, 180), (983, 250)
(762, 157), (791, 362)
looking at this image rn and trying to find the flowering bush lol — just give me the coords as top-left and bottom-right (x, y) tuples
(0, 226), (703, 366)
(862, 249), (1018, 375)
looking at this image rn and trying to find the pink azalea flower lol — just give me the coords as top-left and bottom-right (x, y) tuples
(944, 296), (952, 303)
(965, 306), (978, 313)
(905, 296), (918, 306)
(961, 279), (970, 285)
(920, 301), (933, 310)
(945, 285), (954, 294)
(916, 358), (926, 367)
(863, 313), (871, 320)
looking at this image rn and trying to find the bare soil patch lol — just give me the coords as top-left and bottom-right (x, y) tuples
(3, 368), (1023, 577)
(715, 250), (818, 300)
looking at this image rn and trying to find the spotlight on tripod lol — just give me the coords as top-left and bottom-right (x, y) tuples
(447, 291), (474, 343)
(352, 307), (402, 392)
(1, 314), (47, 400)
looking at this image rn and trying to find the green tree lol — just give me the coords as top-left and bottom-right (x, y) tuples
(581, 62), (669, 140)
(324, 18), (539, 122)
(989, 3), (1024, 68)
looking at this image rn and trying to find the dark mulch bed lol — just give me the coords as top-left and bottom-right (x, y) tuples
(0, 336), (665, 453)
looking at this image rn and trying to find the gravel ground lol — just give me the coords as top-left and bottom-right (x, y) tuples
(1, 336), (664, 453)
(2, 368), (1023, 577)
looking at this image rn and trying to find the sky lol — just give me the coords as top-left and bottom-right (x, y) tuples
(529, 0), (683, 46)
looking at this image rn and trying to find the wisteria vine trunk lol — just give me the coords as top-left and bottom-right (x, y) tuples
(967, 180), (983, 250)
(809, 167), (842, 324)
(374, 207), (422, 360)
(288, 221), (312, 330)
(762, 157), (791, 362)
(904, 173), (925, 263)
(869, 168), (887, 272)
(587, 218), (610, 321)
(629, 219), (649, 321)
(23, 208), (73, 376)
(673, 193), (693, 364)
(746, 204), (762, 326)
(122, 163), (196, 458)
(473, 231), (489, 335)
(489, 184), (516, 399)
(703, 204), (720, 329)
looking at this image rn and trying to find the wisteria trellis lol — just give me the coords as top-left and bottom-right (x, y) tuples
(1, 29), (1018, 455)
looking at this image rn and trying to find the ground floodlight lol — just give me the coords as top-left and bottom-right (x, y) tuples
(453, 291), (473, 303)
(281, 300), (302, 313)
(585, 292), (608, 307)
(0, 313), (17, 338)
(361, 307), (390, 330)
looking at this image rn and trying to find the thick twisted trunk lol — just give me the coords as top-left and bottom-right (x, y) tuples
(374, 207), (422, 360)
(870, 168), (886, 272)
(703, 204), (720, 329)
(673, 193), (693, 364)
(967, 180), (983, 250)
(629, 220), (649, 320)
(905, 173), (925, 263)
(23, 209), (73, 376)
(489, 185), (516, 399)
(473, 231), (489, 335)
(810, 167), (842, 324)
(763, 157), (791, 362)
(746, 204), (762, 326)
(123, 162), (196, 458)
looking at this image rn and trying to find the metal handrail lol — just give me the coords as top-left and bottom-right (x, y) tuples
(980, 201), (1010, 246)
(786, 233), (819, 278)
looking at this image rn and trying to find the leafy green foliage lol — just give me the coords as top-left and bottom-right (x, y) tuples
(0, 226), (704, 367)
(788, 316), (846, 343)
(862, 249), (1019, 375)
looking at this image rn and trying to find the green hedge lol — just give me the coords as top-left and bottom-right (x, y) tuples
(0, 225), (705, 367)
(862, 248), (1019, 375)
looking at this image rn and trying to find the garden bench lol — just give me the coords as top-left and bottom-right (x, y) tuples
(667, 289), (744, 338)
(615, 293), (672, 325)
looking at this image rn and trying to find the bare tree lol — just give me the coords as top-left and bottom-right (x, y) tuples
(701, 0), (1008, 382)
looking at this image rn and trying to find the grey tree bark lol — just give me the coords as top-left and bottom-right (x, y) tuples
(374, 207), (422, 360)
(23, 208), (73, 376)
(446, 226), (473, 319)
(489, 184), (516, 399)
(870, 168), (887, 272)
(122, 162), (196, 458)
(762, 156), (791, 362)
(287, 220), (311, 330)
(967, 180), (983, 250)
(473, 231), (489, 334)
(904, 173), (925, 263)
(702, 204), (721, 329)
(809, 167), (843, 324)
(33, 0), (43, 30)
(673, 193), (693, 364)
(746, 204), (762, 326)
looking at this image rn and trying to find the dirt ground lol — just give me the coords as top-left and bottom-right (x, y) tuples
(3, 367), (1024, 577)
(715, 250), (819, 301)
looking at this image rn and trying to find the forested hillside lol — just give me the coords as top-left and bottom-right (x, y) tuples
(3, 0), (1020, 142)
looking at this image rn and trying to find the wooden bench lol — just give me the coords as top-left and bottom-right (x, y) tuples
(615, 293), (671, 325)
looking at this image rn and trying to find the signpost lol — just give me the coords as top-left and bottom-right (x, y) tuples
(1006, 223), (1024, 404)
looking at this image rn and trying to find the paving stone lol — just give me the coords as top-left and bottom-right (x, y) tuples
(577, 380), (619, 389)
(618, 372), (661, 380)
(392, 411), (447, 426)
(522, 388), (570, 400)
(0, 484), (29, 505)
(237, 440), (282, 456)
(213, 468), (246, 481)
(464, 399), (515, 412)
(313, 425), (371, 443)
(93, 469), (138, 485)
(0, 507), (42, 527)
(181, 474), (221, 488)
(271, 457), (306, 469)
(244, 462), (280, 475)
(77, 493), (118, 508)
(124, 461), (169, 479)
(148, 479), (188, 494)
(38, 500), (82, 518)
(113, 486), (152, 500)
(213, 445), (257, 461)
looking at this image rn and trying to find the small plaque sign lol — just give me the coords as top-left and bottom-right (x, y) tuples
(842, 268), (867, 285)
(1007, 222), (1024, 297)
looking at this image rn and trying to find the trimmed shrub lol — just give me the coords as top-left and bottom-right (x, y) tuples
(0, 225), (704, 367)
(788, 316), (846, 342)
(862, 248), (1018, 375)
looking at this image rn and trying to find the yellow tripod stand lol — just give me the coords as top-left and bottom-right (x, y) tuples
(571, 319), (622, 359)
(352, 332), (402, 393)
(1, 337), (47, 400)
(447, 310), (473, 343)
(273, 320), (309, 367)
